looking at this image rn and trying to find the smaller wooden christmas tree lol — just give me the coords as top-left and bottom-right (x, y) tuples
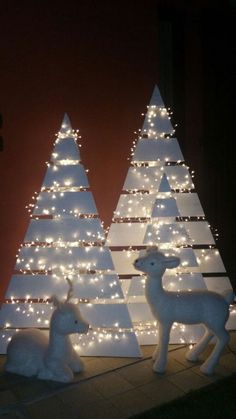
(0, 114), (141, 357)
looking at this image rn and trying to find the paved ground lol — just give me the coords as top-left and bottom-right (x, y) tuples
(0, 331), (236, 418)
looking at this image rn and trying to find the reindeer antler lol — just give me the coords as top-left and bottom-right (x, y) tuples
(65, 277), (74, 302)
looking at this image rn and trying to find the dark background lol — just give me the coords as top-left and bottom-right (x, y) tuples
(0, 0), (235, 300)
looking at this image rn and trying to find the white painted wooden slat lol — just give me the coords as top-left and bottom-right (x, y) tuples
(0, 303), (53, 328)
(115, 193), (205, 218)
(204, 277), (233, 294)
(111, 250), (140, 275)
(144, 223), (190, 245)
(107, 223), (147, 246)
(42, 164), (89, 188)
(127, 273), (206, 296)
(0, 303), (133, 328)
(133, 138), (184, 162)
(127, 302), (154, 322)
(111, 248), (199, 275)
(0, 330), (142, 357)
(80, 304), (133, 328)
(114, 194), (155, 218)
(72, 330), (142, 357)
(25, 218), (105, 243)
(151, 198), (180, 217)
(194, 249), (226, 273)
(174, 193), (205, 216)
(123, 167), (162, 191)
(141, 109), (174, 136)
(180, 221), (215, 245)
(5, 274), (123, 300)
(51, 138), (80, 162)
(137, 325), (205, 345)
(123, 166), (193, 191)
(33, 191), (98, 216)
(165, 166), (194, 190)
(16, 246), (115, 271)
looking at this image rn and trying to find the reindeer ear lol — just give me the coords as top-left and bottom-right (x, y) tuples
(51, 295), (63, 310)
(146, 246), (158, 254)
(65, 277), (73, 302)
(164, 256), (180, 269)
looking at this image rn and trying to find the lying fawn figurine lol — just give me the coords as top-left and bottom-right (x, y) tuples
(134, 246), (234, 375)
(5, 278), (89, 382)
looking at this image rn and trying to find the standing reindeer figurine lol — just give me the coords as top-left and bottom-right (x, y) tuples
(5, 278), (89, 382)
(134, 247), (234, 375)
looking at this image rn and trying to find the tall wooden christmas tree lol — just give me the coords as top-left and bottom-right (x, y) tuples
(0, 114), (141, 357)
(107, 86), (235, 345)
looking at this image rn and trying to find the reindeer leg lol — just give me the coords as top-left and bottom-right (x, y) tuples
(200, 328), (229, 375)
(186, 327), (214, 362)
(153, 323), (171, 374)
(69, 348), (84, 372)
(152, 345), (159, 361)
(44, 358), (74, 383)
(52, 363), (74, 383)
(152, 322), (162, 361)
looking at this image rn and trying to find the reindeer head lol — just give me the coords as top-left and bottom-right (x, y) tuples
(50, 278), (89, 335)
(134, 246), (180, 276)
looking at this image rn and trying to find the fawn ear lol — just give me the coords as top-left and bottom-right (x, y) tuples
(165, 256), (180, 269)
(146, 246), (158, 254)
(51, 295), (63, 310)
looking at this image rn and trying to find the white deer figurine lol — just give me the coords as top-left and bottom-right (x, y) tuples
(134, 246), (234, 375)
(5, 278), (89, 382)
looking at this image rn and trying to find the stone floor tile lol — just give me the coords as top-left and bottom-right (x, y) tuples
(200, 342), (230, 357)
(116, 360), (157, 387)
(168, 345), (198, 368)
(81, 355), (133, 367)
(0, 405), (29, 419)
(164, 356), (187, 375)
(108, 388), (158, 417)
(135, 356), (185, 377)
(26, 396), (67, 419)
(79, 357), (115, 377)
(11, 378), (51, 401)
(169, 343), (231, 372)
(91, 371), (134, 398)
(192, 363), (233, 382)
(0, 389), (18, 406)
(138, 377), (185, 405)
(59, 380), (104, 406)
(71, 398), (123, 419)
(141, 344), (186, 359)
(0, 355), (6, 370)
(140, 345), (155, 358)
(228, 331), (236, 350)
(0, 372), (26, 391)
(167, 368), (212, 392)
(169, 344), (186, 351)
(93, 356), (138, 370)
(219, 352), (236, 372)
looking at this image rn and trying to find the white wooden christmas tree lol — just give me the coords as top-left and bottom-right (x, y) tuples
(107, 86), (235, 345)
(0, 114), (141, 357)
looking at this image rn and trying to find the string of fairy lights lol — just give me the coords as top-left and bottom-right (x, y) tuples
(0, 118), (141, 355)
(107, 93), (235, 344)
(0, 91), (235, 354)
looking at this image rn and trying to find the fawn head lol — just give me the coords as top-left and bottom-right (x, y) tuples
(50, 278), (89, 335)
(134, 246), (180, 275)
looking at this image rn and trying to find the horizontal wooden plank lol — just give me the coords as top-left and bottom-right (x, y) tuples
(5, 273), (123, 300)
(0, 302), (134, 328)
(16, 246), (114, 271)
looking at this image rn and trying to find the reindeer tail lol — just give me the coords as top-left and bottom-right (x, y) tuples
(222, 290), (235, 305)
